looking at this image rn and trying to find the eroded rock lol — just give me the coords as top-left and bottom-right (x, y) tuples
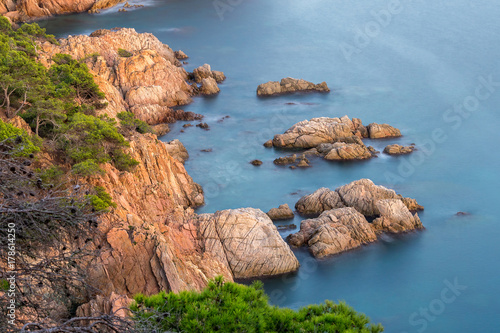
(267, 204), (294, 220)
(288, 208), (377, 258)
(384, 144), (415, 155)
(290, 179), (425, 257)
(198, 208), (300, 278)
(257, 77), (330, 96)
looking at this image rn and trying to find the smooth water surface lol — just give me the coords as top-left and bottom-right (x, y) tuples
(45, 1), (500, 331)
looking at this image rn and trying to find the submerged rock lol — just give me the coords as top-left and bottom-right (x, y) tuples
(196, 122), (210, 130)
(267, 204), (295, 220)
(257, 77), (330, 96)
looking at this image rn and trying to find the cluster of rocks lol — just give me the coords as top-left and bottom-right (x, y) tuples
(288, 179), (424, 258)
(257, 77), (330, 96)
(118, 1), (144, 12)
(265, 116), (404, 164)
(189, 63), (226, 95)
(273, 154), (311, 168)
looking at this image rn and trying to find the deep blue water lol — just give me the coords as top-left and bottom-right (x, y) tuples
(44, 1), (500, 331)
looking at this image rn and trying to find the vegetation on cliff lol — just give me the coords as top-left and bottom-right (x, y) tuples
(132, 276), (383, 332)
(0, 16), (138, 175)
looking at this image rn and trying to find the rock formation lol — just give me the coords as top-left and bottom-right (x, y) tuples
(1, 0), (127, 22)
(384, 144), (415, 155)
(198, 208), (300, 278)
(288, 208), (377, 258)
(257, 77), (330, 96)
(36, 28), (213, 125)
(367, 123), (402, 139)
(84, 133), (299, 301)
(164, 139), (189, 163)
(295, 187), (345, 216)
(289, 179), (425, 257)
(371, 199), (423, 233)
(267, 204), (294, 220)
(268, 116), (402, 164)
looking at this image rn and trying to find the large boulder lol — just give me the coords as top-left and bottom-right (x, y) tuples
(372, 199), (424, 233)
(267, 204), (294, 220)
(272, 117), (354, 149)
(198, 208), (300, 278)
(367, 123), (402, 139)
(384, 144), (415, 155)
(288, 208), (377, 258)
(199, 77), (220, 95)
(295, 188), (345, 216)
(336, 179), (403, 216)
(316, 142), (372, 160)
(257, 77), (330, 96)
(164, 139), (189, 163)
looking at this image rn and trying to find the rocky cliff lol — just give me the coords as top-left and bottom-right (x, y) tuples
(84, 132), (299, 304)
(1, 0), (126, 22)
(36, 28), (225, 126)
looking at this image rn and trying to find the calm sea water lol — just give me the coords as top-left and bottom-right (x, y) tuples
(44, 1), (500, 331)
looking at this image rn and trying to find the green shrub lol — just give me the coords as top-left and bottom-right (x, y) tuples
(87, 186), (116, 211)
(117, 48), (133, 57)
(50, 53), (105, 105)
(131, 276), (383, 333)
(111, 148), (139, 172)
(71, 159), (103, 177)
(0, 279), (9, 291)
(0, 119), (40, 157)
(38, 165), (65, 184)
(117, 111), (152, 134)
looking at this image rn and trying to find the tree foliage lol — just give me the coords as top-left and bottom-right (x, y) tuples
(132, 276), (384, 333)
(0, 119), (40, 157)
(117, 111), (152, 135)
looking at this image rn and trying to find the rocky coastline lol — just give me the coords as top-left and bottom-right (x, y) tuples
(2, 23), (425, 322)
(0, 0), (134, 22)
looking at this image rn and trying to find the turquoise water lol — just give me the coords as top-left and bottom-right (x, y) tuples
(44, 1), (500, 331)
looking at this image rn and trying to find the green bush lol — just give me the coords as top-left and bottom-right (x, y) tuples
(38, 165), (65, 184)
(0, 119), (40, 157)
(117, 111), (152, 134)
(117, 48), (133, 57)
(87, 186), (116, 211)
(71, 159), (103, 177)
(49, 53), (105, 105)
(111, 148), (139, 172)
(131, 277), (383, 333)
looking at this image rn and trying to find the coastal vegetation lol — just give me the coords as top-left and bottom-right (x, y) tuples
(132, 276), (384, 333)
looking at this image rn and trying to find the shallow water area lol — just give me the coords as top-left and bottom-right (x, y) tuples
(44, 1), (500, 331)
